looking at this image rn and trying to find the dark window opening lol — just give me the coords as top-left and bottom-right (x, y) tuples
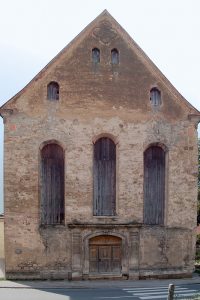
(40, 143), (64, 225)
(111, 48), (119, 64)
(93, 137), (116, 216)
(150, 88), (161, 106)
(92, 48), (100, 63)
(144, 146), (165, 225)
(47, 81), (59, 100)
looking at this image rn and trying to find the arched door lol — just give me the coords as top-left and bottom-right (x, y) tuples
(89, 235), (121, 274)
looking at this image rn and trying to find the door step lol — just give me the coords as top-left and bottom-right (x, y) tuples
(88, 273), (124, 280)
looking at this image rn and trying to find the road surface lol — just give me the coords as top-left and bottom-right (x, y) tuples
(0, 283), (200, 300)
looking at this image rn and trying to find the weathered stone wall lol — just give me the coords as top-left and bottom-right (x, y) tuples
(2, 14), (199, 279)
(0, 217), (4, 258)
(0, 216), (4, 278)
(139, 226), (195, 278)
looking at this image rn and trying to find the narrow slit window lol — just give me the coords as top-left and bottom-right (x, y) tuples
(150, 88), (161, 106)
(47, 81), (59, 100)
(92, 48), (100, 63)
(111, 48), (119, 64)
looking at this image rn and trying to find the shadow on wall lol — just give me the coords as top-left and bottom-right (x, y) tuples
(0, 215), (5, 278)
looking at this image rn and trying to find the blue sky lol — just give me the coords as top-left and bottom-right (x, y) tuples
(0, 0), (200, 213)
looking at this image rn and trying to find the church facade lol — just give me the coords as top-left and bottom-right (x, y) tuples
(1, 11), (200, 280)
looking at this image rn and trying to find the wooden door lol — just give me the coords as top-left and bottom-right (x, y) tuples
(112, 245), (121, 273)
(89, 236), (122, 274)
(93, 138), (116, 216)
(144, 146), (165, 225)
(89, 246), (98, 273)
(98, 246), (111, 273)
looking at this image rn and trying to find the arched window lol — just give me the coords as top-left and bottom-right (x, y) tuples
(92, 48), (100, 63)
(47, 81), (59, 100)
(150, 87), (161, 106)
(144, 145), (165, 225)
(111, 48), (119, 64)
(93, 137), (116, 216)
(40, 143), (64, 225)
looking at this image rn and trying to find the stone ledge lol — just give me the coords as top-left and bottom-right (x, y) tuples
(68, 222), (143, 229)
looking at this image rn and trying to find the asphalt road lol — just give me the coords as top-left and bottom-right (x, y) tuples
(0, 284), (200, 300)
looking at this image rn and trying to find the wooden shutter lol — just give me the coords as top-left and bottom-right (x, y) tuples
(111, 49), (119, 64)
(92, 48), (100, 63)
(93, 138), (116, 216)
(144, 146), (165, 225)
(41, 144), (64, 225)
(150, 88), (161, 106)
(47, 82), (59, 100)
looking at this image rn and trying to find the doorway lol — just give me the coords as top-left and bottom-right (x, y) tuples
(89, 235), (121, 274)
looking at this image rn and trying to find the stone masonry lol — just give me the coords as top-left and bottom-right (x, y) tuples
(0, 215), (4, 278)
(1, 11), (200, 280)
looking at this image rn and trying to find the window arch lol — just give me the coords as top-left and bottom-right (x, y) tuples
(40, 143), (64, 225)
(111, 48), (119, 64)
(47, 81), (59, 100)
(144, 145), (165, 225)
(93, 137), (116, 216)
(92, 48), (100, 63)
(150, 87), (161, 106)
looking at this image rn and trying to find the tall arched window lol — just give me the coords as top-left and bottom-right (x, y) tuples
(47, 81), (59, 100)
(150, 87), (161, 106)
(93, 137), (116, 216)
(111, 48), (119, 64)
(92, 48), (100, 63)
(40, 143), (64, 225)
(144, 145), (165, 225)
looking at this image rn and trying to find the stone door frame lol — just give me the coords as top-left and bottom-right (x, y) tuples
(82, 231), (128, 277)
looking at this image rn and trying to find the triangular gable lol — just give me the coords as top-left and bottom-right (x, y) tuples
(1, 9), (200, 116)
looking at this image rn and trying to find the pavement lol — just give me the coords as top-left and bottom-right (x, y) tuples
(0, 273), (200, 289)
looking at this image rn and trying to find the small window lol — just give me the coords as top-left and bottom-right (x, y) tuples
(92, 48), (100, 63)
(150, 88), (161, 106)
(111, 48), (119, 64)
(47, 81), (59, 100)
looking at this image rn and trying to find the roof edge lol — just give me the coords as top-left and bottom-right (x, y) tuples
(0, 9), (113, 109)
(1, 10), (200, 115)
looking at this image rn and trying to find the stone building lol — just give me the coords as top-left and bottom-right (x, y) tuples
(0, 214), (4, 278)
(1, 10), (200, 280)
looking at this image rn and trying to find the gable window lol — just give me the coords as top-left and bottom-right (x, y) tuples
(150, 87), (161, 106)
(92, 48), (100, 63)
(111, 48), (119, 64)
(47, 81), (59, 100)
(93, 137), (116, 216)
(40, 143), (64, 225)
(144, 145), (165, 225)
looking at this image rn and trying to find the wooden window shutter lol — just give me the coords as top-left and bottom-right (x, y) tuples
(144, 146), (165, 225)
(47, 81), (59, 100)
(41, 143), (64, 225)
(93, 137), (116, 216)
(92, 48), (100, 63)
(150, 88), (161, 106)
(111, 48), (119, 64)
